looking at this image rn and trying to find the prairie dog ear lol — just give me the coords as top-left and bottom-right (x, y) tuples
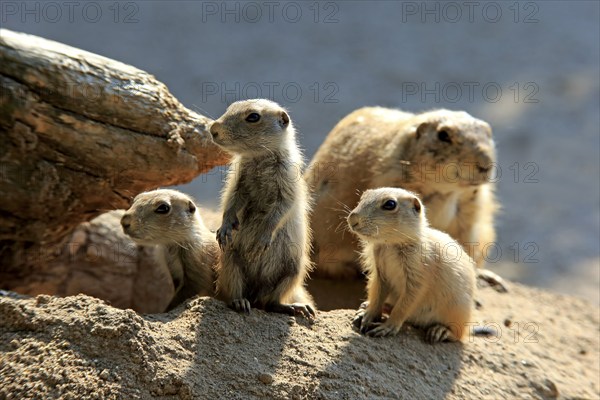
(279, 111), (290, 128)
(412, 197), (422, 213)
(415, 122), (431, 139)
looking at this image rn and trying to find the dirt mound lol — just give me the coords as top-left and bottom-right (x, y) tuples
(1, 282), (598, 399)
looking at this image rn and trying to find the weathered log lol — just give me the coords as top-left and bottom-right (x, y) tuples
(0, 29), (228, 298)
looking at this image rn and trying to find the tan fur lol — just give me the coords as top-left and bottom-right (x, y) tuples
(121, 189), (219, 309)
(305, 107), (498, 278)
(210, 99), (314, 318)
(350, 188), (475, 343)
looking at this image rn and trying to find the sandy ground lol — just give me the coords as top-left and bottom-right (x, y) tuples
(0, 281), (598, 399)
(2, 3), (599, 302)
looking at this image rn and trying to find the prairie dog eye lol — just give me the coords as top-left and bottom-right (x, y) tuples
(437, 130), (452, 144)
(245, 113), (261, 123)
(155, 203), (171, 214)
(381, 199), (397, 210)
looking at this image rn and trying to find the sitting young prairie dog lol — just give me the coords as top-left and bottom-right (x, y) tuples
(210, 99), (315, 318)
(305, 107), (504, 291)
(350, 188), (475, 343)
(121, 189), (219, 310)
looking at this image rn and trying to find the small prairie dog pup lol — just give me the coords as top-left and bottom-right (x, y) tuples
(306, 107), (500, 285)
(210, 99), (315, 318)
(350, 188), (475, 343)
(121, 189), (219, 309)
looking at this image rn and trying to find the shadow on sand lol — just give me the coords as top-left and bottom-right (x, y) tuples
(311, 322), (464, 399)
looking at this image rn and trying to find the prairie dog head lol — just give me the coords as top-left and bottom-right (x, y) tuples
(406, 110), (495, 188)
(347, 188), (425, 244)
(210, 99), (293, 155)
(121, 189), (202, 246)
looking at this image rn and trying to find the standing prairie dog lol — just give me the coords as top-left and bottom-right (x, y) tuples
(121, 189), (219, 310)
(210, 99), (315, 318)
(305, 107), (504, 290)
(350, 188), (475, 343)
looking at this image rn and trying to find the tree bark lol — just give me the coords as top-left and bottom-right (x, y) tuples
(0, 29), (228, 304)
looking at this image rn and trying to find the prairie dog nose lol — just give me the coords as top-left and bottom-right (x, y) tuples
(210, 122), (221, 138)
(476, 144), (496, 164)
(121, 214), (132, 230)
(347, 212), (360, 228)
(476, 164), (490, 174)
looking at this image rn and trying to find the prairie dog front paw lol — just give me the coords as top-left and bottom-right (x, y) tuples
(217, 214), (239, 250)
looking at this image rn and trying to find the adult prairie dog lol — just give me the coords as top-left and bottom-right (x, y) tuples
(121, 189), (219, 309)
(350, 188), (475, 343)
(210, 99), (315, 318)
(306, 107), (501, 289)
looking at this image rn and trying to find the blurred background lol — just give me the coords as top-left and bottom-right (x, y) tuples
(3, 1), (599, 303)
